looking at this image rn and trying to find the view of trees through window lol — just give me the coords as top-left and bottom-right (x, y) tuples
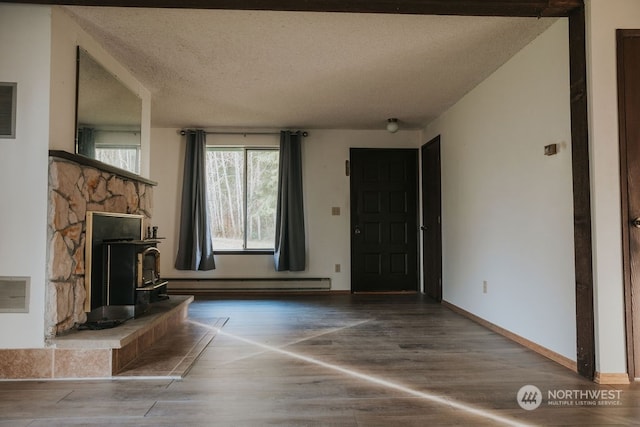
(95, 147), (140, 174)
(206, 147), (279, 250)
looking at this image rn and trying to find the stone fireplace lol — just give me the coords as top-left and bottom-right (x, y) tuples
(0, 151), (197, 380)
(46, 151), (155, 338)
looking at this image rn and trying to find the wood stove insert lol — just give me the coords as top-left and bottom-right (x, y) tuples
(85, 212), (168, 325)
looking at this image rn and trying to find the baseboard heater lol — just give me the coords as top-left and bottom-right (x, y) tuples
(166, 278), (331, 292)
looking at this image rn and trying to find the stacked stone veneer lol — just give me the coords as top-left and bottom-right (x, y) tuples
(46, 156), (154, 338)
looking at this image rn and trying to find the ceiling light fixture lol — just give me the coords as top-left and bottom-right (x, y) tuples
(386, 118), (399, 133)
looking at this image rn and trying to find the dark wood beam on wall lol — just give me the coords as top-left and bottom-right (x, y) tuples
(4, 0), (583, 17)
(568, 4), (595, 381)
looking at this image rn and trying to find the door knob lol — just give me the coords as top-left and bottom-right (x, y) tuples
(632, 217), (640, 229)
(420, 225), (427, 231)
(354, 225), (361, 235)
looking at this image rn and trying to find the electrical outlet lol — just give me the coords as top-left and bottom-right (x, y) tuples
(483, 280), (488, 294)
(335, 264), (341, 273)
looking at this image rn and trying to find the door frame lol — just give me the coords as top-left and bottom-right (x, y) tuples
(617, 28), (640, 382)
(421, 136), (442, 301)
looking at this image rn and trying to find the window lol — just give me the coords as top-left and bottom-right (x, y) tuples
(95, 145), (140, 174)
(206, 147), (279, 251)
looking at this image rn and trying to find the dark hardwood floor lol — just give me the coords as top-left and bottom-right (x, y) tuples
(0, 293), (638, 426)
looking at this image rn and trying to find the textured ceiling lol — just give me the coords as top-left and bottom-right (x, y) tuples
(63, 7), (556, 130)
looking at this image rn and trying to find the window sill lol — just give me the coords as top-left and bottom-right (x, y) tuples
(213, 250), (274, 255)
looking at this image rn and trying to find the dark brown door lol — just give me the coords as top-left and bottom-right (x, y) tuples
(350, 148), (419, 292)
(421, 136), (442, 301)
(618, 29), (640, 381)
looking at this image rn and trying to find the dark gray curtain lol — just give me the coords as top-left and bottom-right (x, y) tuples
(175, 130), (216, 271)
(77, 127), (95, 158)
(274, 131), (306, 271)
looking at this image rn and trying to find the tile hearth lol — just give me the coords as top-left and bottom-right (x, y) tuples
(34, 295), (225, 379)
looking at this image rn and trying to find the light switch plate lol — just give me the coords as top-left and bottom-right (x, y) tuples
(331, 207), (340, 216)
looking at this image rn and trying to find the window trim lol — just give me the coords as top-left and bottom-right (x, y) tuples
(206, 145), (279, 252)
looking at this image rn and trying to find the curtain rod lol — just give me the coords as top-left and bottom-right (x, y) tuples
(179, 129), (309, 137)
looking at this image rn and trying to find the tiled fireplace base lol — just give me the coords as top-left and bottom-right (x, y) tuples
(0, 296), (193, 380)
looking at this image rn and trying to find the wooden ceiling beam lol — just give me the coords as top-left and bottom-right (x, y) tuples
(4, 0), (583, 17)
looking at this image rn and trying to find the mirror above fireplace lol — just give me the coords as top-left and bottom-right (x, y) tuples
(75, 47), (142, 174)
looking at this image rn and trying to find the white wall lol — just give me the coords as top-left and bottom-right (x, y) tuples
(49, 7), (152, 178)
(151, 128), (421, 291)
(424, 20), (576, 359)
(0, 5), (153, 349)
(0, 4), (52, 348)
(586, 0), (640, 375)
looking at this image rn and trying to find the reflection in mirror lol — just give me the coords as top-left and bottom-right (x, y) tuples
(75, 47), (142, 174)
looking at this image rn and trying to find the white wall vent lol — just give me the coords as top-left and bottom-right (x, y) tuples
(0, 276), (29, 312)
(0, 82), (17, 138)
